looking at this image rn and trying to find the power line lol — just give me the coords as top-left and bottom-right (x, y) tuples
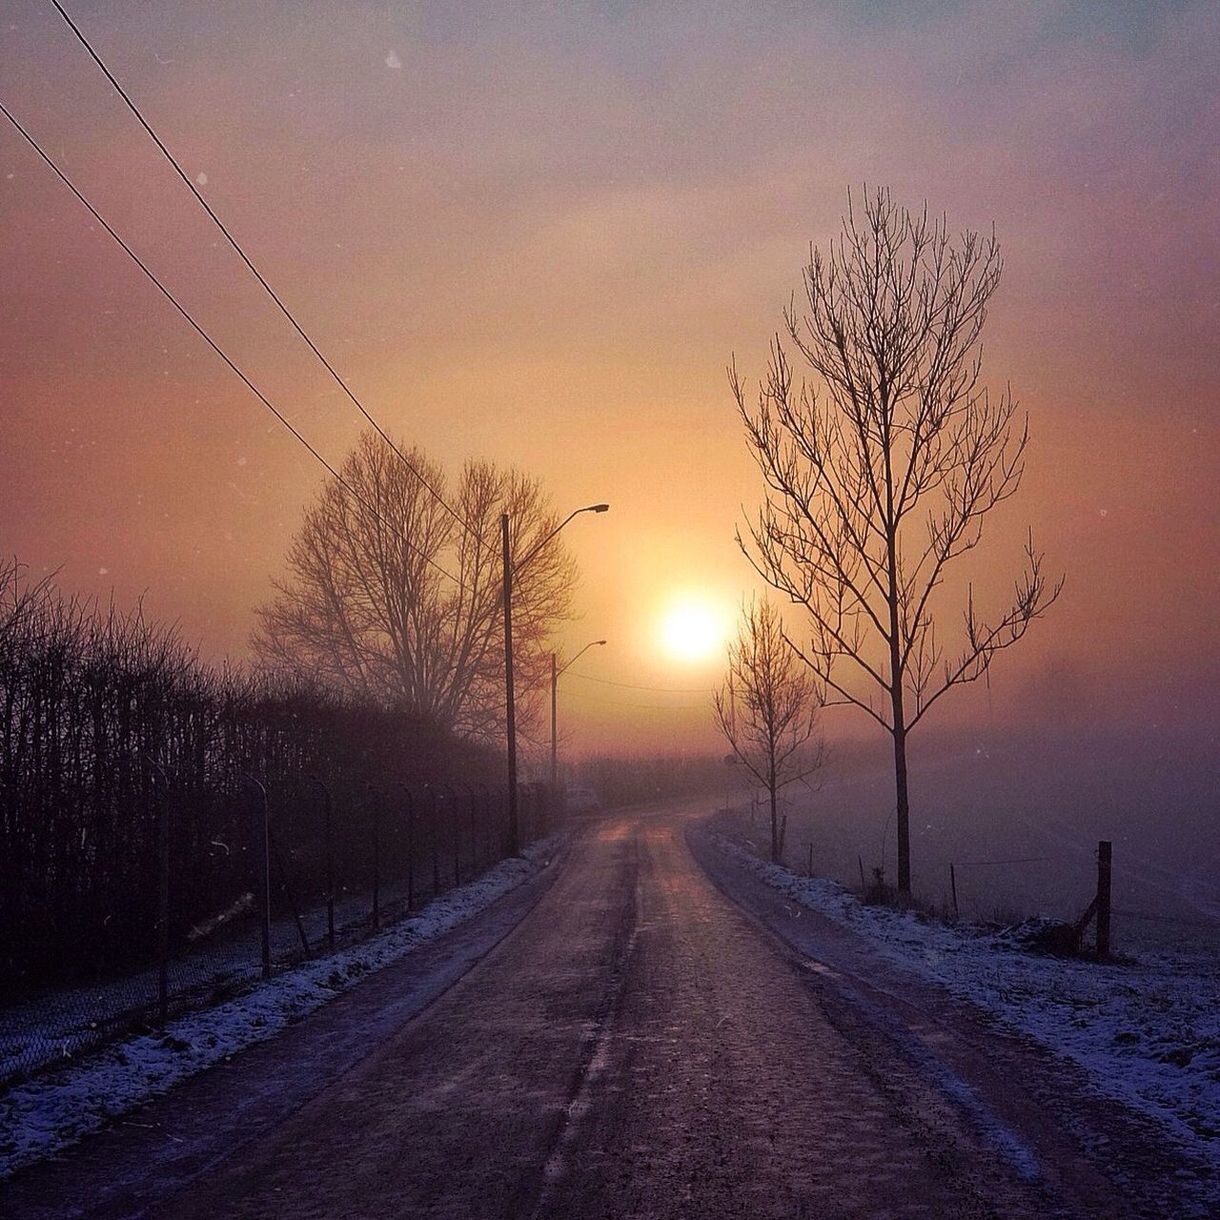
(564, 690), (708, 711)
(49, 0), (485, 548)
(565, 670), (714, 694)
(0, 97), (462, 587)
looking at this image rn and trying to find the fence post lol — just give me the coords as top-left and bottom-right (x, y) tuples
(950, 863), (959, 919)
(467, 787), (478, 874)
(371, 789), (381, 931)
(481, 783), (495, 867)
(858, 855), (866, 893)
(1096, 840), (1112, 958)
(311, 778), (335, 949)
(270, 818), (310, 957)
(429, 786), (441, 895)
(250, 778), (272, 980)
(449, 785), (461, 887)
(403, 786), (415, 911)
(806, 842), (813, 877)
(153, 766), (170, 1026)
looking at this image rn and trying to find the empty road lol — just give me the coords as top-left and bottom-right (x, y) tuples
(3, 804), (1202, 1218)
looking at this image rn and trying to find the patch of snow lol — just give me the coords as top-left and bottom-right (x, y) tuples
(0, 838), (557, 1180)
(710, 833), (1220, 1173)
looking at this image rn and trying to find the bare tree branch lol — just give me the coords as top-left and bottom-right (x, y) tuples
(732, 187), (1062, 892)
(252, 431), (578, 746)
(714, 597), (825, 862)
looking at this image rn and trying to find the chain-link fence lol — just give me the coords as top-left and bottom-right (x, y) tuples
(0, 779), (558, 1087)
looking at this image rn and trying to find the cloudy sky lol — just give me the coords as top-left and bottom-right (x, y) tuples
(2, 0), (1216, 753)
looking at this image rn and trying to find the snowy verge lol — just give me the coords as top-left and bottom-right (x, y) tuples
(706, 831), (1220, 1172)
(0, 837), (560, 1180)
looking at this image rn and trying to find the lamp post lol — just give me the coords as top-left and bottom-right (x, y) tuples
(503, 503), (608, 854)
(551, 639), (607, 788)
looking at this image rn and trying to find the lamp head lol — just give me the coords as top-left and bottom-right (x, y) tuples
(589, 503), (610, 513)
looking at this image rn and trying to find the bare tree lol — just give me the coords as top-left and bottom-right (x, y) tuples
(714, 597), (825, 864)
(732, 187), (1062, 894)
(253, 431), (577, 744)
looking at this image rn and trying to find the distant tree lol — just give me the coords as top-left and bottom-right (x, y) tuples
(732, 187), (1061, 894)
(714, 597), (825, 863)
(253, 431), (577, 744)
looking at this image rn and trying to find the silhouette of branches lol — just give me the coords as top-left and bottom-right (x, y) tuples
(253, 431), (578, 744)
(732, 187), (1062, 891)
(714, 597), (825, 861)
(0, 560), (498, 999)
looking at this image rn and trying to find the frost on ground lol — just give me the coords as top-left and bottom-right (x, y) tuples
(0, 838), (558, 1180)
(1, 858), (467, 1084)
(711, 833), (1220, 1173)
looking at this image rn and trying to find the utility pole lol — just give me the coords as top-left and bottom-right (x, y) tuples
(502, 511), (519, 855)
(502, 504), (608, 855)
(550, 652), (558, 789)
(550, 638), (605, 793)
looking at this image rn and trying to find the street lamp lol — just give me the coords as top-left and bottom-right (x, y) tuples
(502, 503), (608, 854)
(551, 639), (607, 787)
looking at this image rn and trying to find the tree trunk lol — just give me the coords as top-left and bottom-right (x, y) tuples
(882, 458), (911, 896)
(768, 761), (779, 864)
(892, 715), (911, 896)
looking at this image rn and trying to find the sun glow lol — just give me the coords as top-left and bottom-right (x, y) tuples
(658, 595), (729, 664)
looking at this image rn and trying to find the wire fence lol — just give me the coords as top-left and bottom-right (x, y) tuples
(0, 778), (558, 1088)
(0, 560), (571, 1085)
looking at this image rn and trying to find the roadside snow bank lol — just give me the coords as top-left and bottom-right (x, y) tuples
(0, 838), (559, 1179)
(710, 833), (1220, 1170)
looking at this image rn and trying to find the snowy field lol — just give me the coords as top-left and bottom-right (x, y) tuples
(0, 837), (558, 1180)
(710, 831), (1220, 1176)
(763, 724), (1220, 962)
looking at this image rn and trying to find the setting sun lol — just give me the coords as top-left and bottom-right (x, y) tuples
(658, 595), (729, 663)
(0, 5), (1215, 1213)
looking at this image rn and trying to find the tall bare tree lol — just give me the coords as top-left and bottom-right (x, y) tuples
(714, 597), (825, 863)
(253, 431), (577, 744)
(732, 187), (1062, 894)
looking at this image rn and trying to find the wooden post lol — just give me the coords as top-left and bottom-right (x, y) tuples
(502, 512), (520, 855)
(950, 863), (959, 919)
(550, 652), (558, 789)
(858, 854), (867, 893)
(807, 842), (813, 877)
(1096, 840), (1112, 958)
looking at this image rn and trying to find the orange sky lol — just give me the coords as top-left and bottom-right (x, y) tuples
(2, 1), (1217, 758)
